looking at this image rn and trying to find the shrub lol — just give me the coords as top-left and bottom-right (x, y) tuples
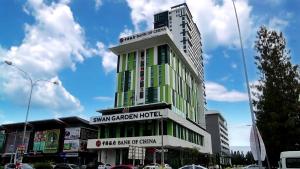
(34, 162), (53, 169)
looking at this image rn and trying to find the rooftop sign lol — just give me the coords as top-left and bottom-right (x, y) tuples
(119, 27), (167, 44)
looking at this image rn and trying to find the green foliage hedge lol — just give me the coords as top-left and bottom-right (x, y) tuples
(34, 162), (53, 169)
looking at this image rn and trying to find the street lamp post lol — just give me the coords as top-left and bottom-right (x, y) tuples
(4, 60), (58, 162)
(231, 1), (263, 169)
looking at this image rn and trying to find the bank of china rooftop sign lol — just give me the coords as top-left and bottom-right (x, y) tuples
(119, 27), (167, 44)
(90, 109), (168, 125)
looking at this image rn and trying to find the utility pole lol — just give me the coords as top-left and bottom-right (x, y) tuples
(161, 116), (164, 166)
(231, 1), (263, 168)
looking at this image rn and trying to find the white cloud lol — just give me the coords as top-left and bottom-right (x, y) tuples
(95, 0), (103, 10)
(203, 53), (212, 64)
(0, 0), (91, 112)
(231, 63), (237, 69)
(95, 42), (117, 73)
(268, 17), (289, 31)
(94, 96), (114, 101)
(125, 0), (254, 50)
(206, 81), (248, 102)
(228, 123), (251, 146)
(119, 28), (134, 38)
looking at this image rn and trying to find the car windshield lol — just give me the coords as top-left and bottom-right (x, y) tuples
(286, 158), (300, 168)
(181, 166), (193, 169)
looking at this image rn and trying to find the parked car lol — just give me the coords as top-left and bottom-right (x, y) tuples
(143, 163), (171, 169)
(54, 163), (80, 169)
(111, 165), (136, 169)
(143, 163), (160, 169)
(243, 164), (265, 169)
(98, 164), (111, 169)
(279, 151), (300, 169)
(179, 164), (207, 169)
(5, 163), (34, 169)
(163, 164), (172, 169)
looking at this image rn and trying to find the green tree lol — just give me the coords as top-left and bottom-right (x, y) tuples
(253, 26), (300, 166)
(245, 151), (255, 164)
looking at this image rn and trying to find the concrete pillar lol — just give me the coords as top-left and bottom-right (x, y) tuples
(97, 150), (101, 162)
(120, 149), (123, 164)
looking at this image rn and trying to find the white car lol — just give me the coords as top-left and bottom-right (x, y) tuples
(243, 164), (265, 169)
(98, 163), (112, 169)
(179, 164), (207, 169)
(163, 164), (172, 169)
(143, 163), (160, 169)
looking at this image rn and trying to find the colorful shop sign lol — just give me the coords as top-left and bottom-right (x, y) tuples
(87, 136), (161, 149)
(44, 129), (60, 153)
(33, 131), (47, 152)
(63, 139), (87, 152)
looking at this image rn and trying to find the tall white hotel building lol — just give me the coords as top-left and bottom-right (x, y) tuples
(87, 3), (212, 167)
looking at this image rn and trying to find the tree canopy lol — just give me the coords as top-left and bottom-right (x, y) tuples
(253, 26), (300, 166)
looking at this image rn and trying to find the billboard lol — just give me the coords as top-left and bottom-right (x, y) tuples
(63, 139), (87, 152)
(33, 131), (47, 152)
(44, 129), (60, 153)
(64, 128), (81, 140)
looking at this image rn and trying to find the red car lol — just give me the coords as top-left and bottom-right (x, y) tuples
(111, 165), (137, 169)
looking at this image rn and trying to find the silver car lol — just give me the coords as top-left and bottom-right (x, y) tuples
(98, 164), (112, 169)
(179, 164), (207, 169)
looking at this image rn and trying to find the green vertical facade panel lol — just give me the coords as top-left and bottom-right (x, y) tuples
(118, 92), (123, 107)
(167, 120), (173, 136)
(122, 54), (126, 72)
(132, 70), (136, 90)
(145, 67), (149, 88)
(153, 65), (158, 87)
(162, 64), (166, 85)
(160, 86), (164, 102)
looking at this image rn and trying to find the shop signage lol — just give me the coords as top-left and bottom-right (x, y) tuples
(90, 110), (167, 124)
(87, 136), (161, 149)
(44, 129), (60, 153)
(63, 139), (87, 152)
(65, 127), (81, 140)
(33, 131), (47, 152)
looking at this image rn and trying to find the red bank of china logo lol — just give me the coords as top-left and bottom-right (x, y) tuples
(96, 140), (101, 147)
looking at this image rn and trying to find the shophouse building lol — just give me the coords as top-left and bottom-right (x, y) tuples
(0, 117), (97, 165)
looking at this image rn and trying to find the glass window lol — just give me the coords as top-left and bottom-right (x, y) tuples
(126, 127), (134, 137)
(286, 158), (300, 168)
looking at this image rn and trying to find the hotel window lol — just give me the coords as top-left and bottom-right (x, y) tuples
(158, 66), (163, 85)
(124, 71), (131, 92)
(145, 87), (158, 103)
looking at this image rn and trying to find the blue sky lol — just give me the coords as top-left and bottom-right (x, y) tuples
(0, 0), (299, 147)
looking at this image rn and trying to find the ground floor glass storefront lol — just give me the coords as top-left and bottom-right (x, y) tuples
(97, 120), (204, 146)
(98, 148), (210, 169)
